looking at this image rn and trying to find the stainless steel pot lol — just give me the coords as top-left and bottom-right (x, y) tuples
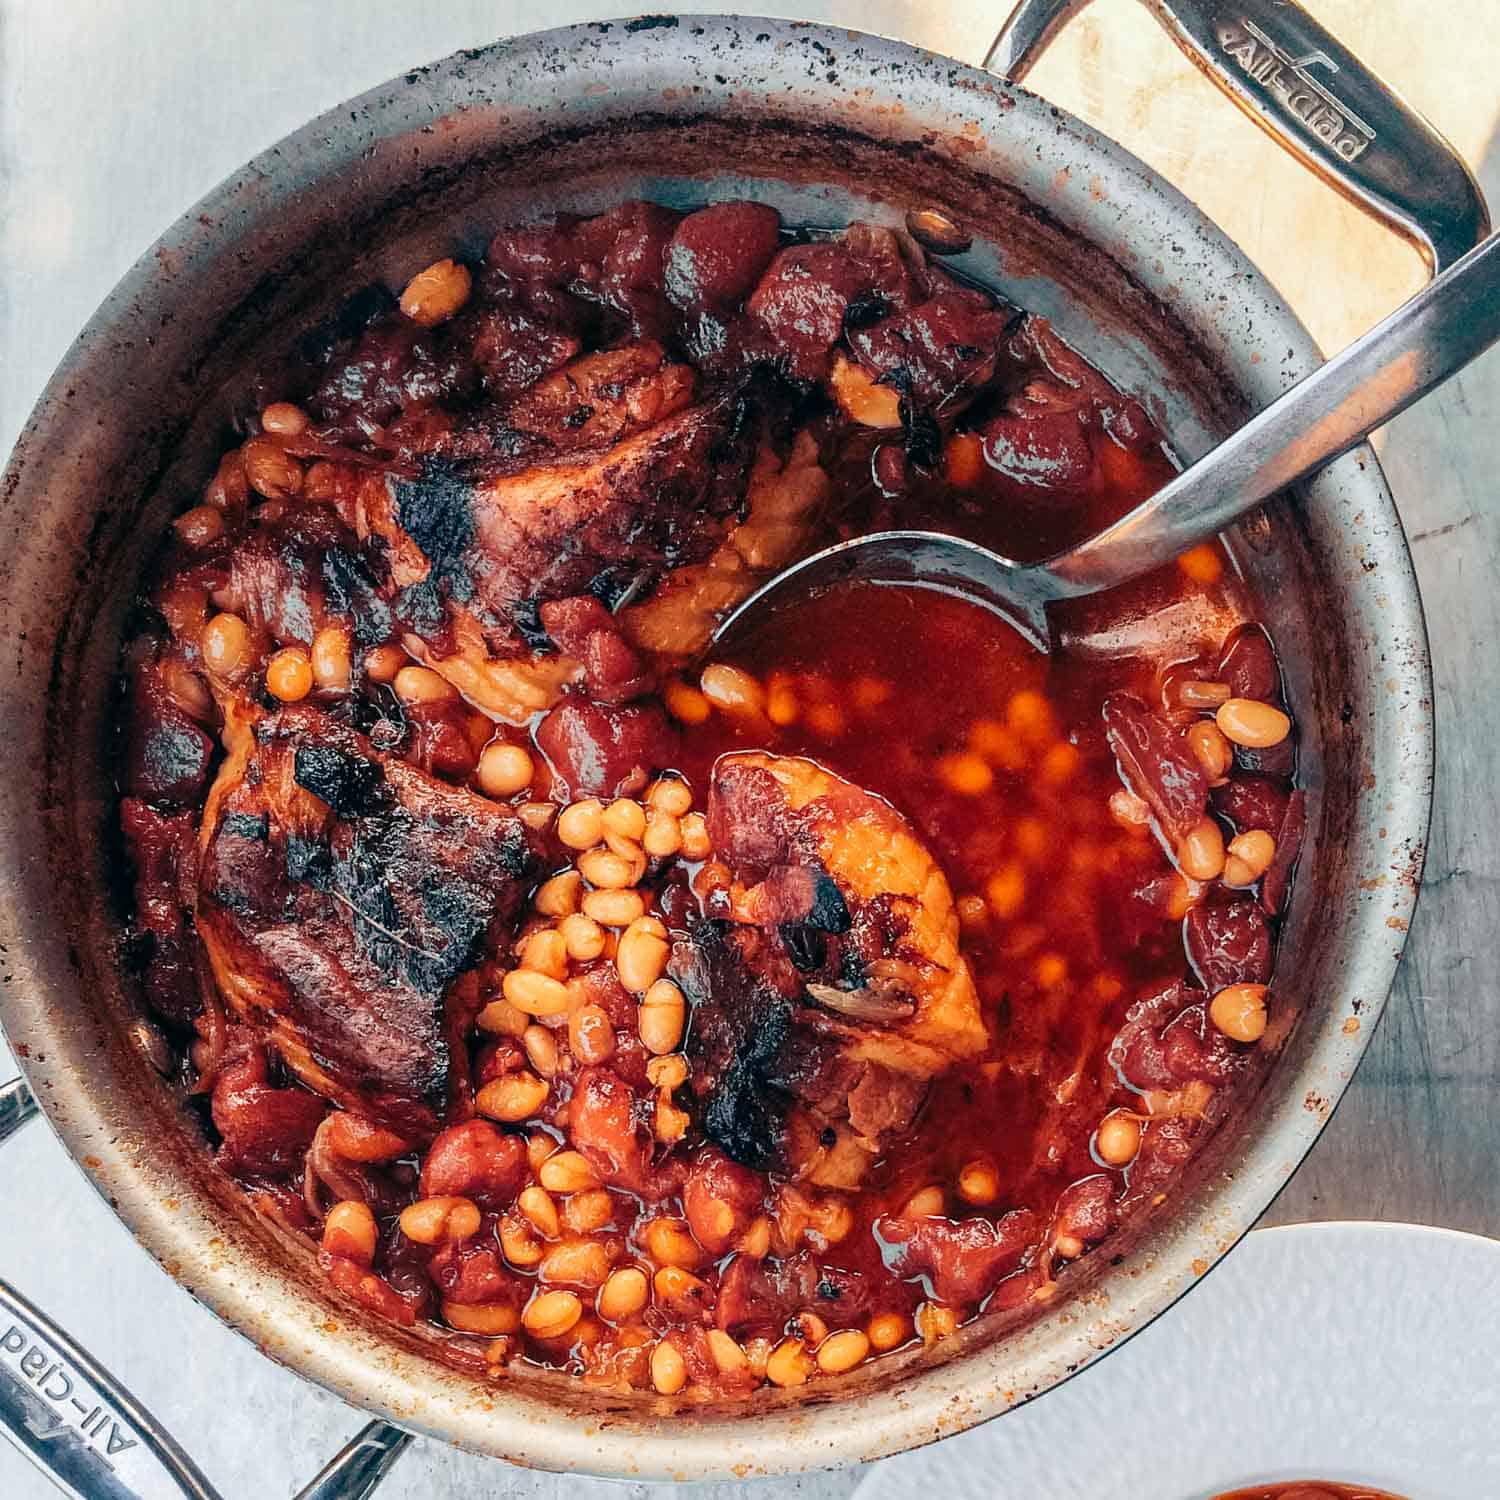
(0, 2), (1475, 1491)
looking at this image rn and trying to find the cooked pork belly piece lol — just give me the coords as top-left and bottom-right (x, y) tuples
(308, 342), (816, 720)
(674, 752), (987, 1183)
(195, 703), (537, 1138)
(332, 346), (776, 651)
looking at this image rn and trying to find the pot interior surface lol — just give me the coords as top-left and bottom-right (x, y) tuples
(0, 17), (1430, 1478)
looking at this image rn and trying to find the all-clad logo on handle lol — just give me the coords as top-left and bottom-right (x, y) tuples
(1, 1324), (138, 1466)
(1218, 18), (1376, 161)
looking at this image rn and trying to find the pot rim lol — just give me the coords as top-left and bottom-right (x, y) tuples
(0, 14), (1432, 1480)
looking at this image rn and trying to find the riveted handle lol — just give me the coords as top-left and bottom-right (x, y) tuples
(986, 0), (1490, 273)
(0, 1076), (410, 1499)
(0, 1273), (223, 1500)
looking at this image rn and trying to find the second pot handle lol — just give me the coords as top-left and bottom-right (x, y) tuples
(0, 1273), (222, 1500)
(0, 1076), (410, 1499)
(985, 0), (1490, 274)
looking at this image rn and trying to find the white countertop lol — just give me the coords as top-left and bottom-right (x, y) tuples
(4, 2), (1498, 1496)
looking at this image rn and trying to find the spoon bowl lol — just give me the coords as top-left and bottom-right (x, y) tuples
(711, 530), (1058, 654)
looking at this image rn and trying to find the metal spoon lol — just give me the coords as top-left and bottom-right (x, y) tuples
(713, 230), (1500, 653)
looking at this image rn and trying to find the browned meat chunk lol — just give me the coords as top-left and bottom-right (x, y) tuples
(977, 314), (1158, 497)
(664, 202), (783, 317)
(674, 753), (986, 1179)
(876, 1208), (1038, 1305)
(847, 276), (1009, 404)
(746, 225), (919, 381)
(195, 703), (537, 1137)
(307, 301), (478, 437)
(1184, 899), (1272, 990)
(537, 596), (651, 703)
(125, 663), (215, 808)
(120, 798), (202, 1028)
(209, 1046), (327, 1178)
(533, 698), (679, 801)
(714, 1249), (873, 1337)
(1106, 981), (1243, 1095)
(568, 1064), (680, 1199)
(417, 1120), (528, 1209)
(1102, 693), (1208, 845)
(332, 345), (767, 645)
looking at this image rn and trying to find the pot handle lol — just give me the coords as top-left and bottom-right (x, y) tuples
(0, 1272), (223, 1500)
(0, 1076), (410, 1500)
(291, 1422), (412, 1500)
(985, 0), (1490, 274)
(0, 1073), (39, 1146)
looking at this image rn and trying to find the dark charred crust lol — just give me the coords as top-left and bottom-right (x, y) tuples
(329, 843), (403, 966)
(418, 875), (494, 964)
(321, 546), (394, 648)
(221, 812), (269, 842)
(284, 834), (332, 888)
(331, 808), (491, 994)
(393, 576), (448, 638)
(675, 920), (793, 1170)
(208, 877), (255, 916)
(293, 742), (388, 815)
(842, 291), (892, 331)
(780, 923), (826, 972)
(899, 398), (943, 470)
(703, 997), (791, 1169)
(805, 871), (851, 933)
(393, 461), (477, 601)
(493, 822), (534, 880)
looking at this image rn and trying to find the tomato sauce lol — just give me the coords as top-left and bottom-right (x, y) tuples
(687, 581), (1170, 1287)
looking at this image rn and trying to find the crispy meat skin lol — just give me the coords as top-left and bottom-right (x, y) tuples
(195, 703), (536, 1136)
(334, 345), (772, 648)
(678, 753), (986, 1173)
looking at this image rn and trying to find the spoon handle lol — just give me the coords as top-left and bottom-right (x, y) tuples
(1042, 231), (1500, 598)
